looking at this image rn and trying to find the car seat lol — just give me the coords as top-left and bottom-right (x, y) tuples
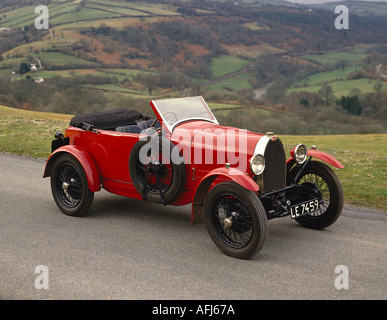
(116, 120), (160, 133)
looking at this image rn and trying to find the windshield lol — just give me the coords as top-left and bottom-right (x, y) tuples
(151, 96), (218, 132)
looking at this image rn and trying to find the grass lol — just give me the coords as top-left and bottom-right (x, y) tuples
(0, 106), (386, 211)
(0, 105), (72, 122)
(37, 52), (97, 66)
(287, 49), (387, 97)
(208, 73), (253, 92)
(0, 2), (78, 28)
(86, 0), (179, 16)
(210, 55), (250, 79)
(49, 8), (121, 25)
(0, 5), (38, 28)
(281, 134), (387, 211)
(0, 1), (178, 29)
(294, 66), (363, 87)
(0, 105), (70, 159)
(302, 52), (367, 66)
(207, 102), (243, 110)
(287, 78), (387, 97)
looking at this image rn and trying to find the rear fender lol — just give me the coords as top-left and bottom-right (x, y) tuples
(43, 145), (101, 192)
(287, 148), (344, 169)
(191, 167), (258, 224)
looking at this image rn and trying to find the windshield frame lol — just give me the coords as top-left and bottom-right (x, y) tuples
(150, 96), (219, 133)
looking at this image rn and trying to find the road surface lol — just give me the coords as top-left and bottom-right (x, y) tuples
(376, 64), (387, 79)
(0, 152), (386, 300)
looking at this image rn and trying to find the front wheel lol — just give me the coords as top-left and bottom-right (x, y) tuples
(50, 154), (94, 216)
(204, 181), (268, 259)
(287, 161), (344, 229)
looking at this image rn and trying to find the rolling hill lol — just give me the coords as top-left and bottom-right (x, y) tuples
(0, 0), (386, 134)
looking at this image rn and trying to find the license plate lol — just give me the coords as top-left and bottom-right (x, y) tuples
(290, 199), (320, 219)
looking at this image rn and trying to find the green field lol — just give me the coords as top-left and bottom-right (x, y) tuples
(294, 66), (363, 87)
(208, 73), (253, 92)
(37, 52), (97, 67)
(288, 77), (387, 97)
(0, 0), (178, 28)
(289, 48), (387, 97)
(303, 52), (367, 66)
(1, 104), (385, 211)
(210, 55), (250, 79)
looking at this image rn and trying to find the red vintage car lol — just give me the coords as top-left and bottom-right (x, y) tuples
(44, 96), (344, 259)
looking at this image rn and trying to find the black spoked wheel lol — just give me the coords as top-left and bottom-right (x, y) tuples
(287, 161), (344, 229)
(136, 152), (174, 196)
(51, 154), (94, 216)
(129, 137), (186, 204)
(212, 195), (254, 249)
(204, 181), (267, 259)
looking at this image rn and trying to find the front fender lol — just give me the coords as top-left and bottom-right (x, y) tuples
(287, 148), (344, 169)
(43, 145), (101, 192)
(191, 167), (258, 224)
(201, 167), (259, 192)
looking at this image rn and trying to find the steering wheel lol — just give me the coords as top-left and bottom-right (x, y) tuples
(163, 111), (178, 125)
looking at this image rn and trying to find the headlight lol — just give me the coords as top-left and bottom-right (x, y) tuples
(250, 154), (265, 175)
(294, 144), (307, 164)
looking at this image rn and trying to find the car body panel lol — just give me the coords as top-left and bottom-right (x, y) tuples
(190, 166), (259, 224)
(287, 146), (344, 169)
(44, 144), (101, 192)
(45, 96), (345, 259)
(45, 96), (344, 225)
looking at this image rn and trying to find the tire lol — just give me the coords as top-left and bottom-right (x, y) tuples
(50, 154), (94, 217)
(204, 181), (268, 259)
(129, 137), (186, 204)
(287, 161), (344, 229)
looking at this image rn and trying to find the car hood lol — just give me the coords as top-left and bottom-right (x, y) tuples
(170, 120), (263, 160)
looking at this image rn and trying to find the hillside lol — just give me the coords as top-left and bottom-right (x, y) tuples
(0, 0), (387, 134)
(305, 1), (387, 16)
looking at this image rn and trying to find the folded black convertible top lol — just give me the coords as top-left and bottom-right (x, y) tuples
(70, 109), (143, 130)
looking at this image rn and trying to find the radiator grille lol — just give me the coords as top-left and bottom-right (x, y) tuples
(262, 138), (286, 193)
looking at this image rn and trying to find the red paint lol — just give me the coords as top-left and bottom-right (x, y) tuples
(44, 98), (343, 222)
(44, 144), (101, 192)
(288, 146), (344, 169)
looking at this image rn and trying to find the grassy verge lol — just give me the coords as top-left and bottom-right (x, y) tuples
(0, 105), (70, 159)
(0, 104), (385, 211)
(281, 134), (386, 211)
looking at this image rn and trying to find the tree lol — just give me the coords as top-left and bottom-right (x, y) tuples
(318, 84), (334, 105)
(19, 62), (30, 74)
(337, 95), (362, 116)
(299, 97), (310, 107)
(374, 81), (383, 93)
(136, 74), (157, 96)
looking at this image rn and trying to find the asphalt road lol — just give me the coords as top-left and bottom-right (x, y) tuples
(0, 152), (386, 300)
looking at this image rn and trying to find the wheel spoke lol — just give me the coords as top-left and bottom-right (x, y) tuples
(56, 164), (82, 207)
(212, 194), (253, 248)
(298, 172), (331, 217)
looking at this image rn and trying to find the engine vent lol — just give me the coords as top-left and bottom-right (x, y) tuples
(262, 138), (286, 193)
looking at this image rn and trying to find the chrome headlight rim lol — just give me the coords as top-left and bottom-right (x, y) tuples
(294, 144), (307, 165)
(250, 154), (265, 176)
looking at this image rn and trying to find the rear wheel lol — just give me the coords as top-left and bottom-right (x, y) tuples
(204, 181), (267, 259)
(287, 161), (343, 229)
(51, 154), (94, 216)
